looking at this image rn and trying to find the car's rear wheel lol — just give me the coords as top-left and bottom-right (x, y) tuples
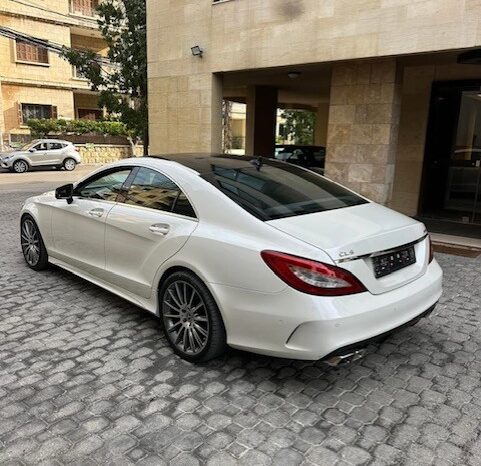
(20, 216), (48, 270)
(159, 270), (227, 362)
(13, 160), (29, 173)
(63, 158), (76, 171)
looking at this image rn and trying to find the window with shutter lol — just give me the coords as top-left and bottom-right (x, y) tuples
(17, 102), (23, 125)
(15, 41), (48, 64)
(70, 0), (99, 16)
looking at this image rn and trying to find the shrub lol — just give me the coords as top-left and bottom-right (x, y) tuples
(27, 119), (130, 138)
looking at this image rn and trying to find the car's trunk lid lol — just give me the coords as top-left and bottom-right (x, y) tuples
(267, 203), (429, 295)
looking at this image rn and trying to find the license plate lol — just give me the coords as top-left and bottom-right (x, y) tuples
(372, 245), (416, 278)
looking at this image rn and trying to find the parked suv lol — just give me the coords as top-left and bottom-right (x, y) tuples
(0, 139), (81, 173)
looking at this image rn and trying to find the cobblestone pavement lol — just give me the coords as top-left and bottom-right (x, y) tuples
(1, 183), (481, 466)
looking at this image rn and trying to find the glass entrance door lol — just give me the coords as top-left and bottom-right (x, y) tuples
(422, 82), (481, 226)
(446, 91), (481, 223)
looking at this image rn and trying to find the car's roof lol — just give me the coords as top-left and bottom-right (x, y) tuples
(30, 139), (71, 144)
(144, 153), (265, 176)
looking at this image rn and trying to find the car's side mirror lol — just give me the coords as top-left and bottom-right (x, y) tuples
(29, 148), (36, 153)
(55, 183), (74, 204)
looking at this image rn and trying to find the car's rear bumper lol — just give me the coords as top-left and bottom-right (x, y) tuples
(211, 259), (443, 360)
(321, 303), (436, 364)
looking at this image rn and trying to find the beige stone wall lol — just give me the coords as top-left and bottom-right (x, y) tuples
(148, 73), (223, 154)
(1, 84), (74, 133)
(78, 144), (143, 164)
(0, 16), (73, 85)
(0, 1), (106, 134)
(1, 0), (70, 19)
(149, 0), (481, 77)
(325, 60), (401, 204)
(0, 89), (5, 133)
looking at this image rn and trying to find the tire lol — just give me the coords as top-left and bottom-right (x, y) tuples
(159, 270), (227, 362)
(63, 158), (76, 171)
(20, 215), (49, 271)
(13, 160), (29, 173)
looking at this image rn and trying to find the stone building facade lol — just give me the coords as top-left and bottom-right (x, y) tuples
(147, 0), (481, 234)
(0, 0), (106, 141)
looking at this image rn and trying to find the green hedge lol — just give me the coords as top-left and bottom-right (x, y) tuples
(27, 119), (130, 138)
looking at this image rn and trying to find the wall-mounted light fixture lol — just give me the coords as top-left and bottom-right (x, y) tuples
(191, 45), (204, 58)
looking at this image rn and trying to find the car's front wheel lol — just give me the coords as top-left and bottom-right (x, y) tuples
(20, 216), (48, 270)
(63, 158), (77, 171)
(13, 160), (29, 173)
(159, 270), (227, 362)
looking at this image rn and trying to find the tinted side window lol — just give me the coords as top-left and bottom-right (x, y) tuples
(173, 192), (196, 218)
(49, 142), (63, 150)
(33, 142), (48, 151)
(76, 169), (131, 201)
(125, 167), (196, 218)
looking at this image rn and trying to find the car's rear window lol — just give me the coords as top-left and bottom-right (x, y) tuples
(201, 159), (368, 221)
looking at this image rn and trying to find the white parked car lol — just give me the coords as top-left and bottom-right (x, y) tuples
(20, 155), (442, 363)
(1, 139), (81, 173)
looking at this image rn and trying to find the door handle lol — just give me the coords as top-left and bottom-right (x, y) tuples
(88, 208), (104, 218)
(149, 223), (170, 235)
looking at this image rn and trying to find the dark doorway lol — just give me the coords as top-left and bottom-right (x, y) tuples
(420, 81), (481, 233)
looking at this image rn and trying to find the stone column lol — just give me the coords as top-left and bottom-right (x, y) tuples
(314, 103), (329, 147)
(325, 59), (402, 204)
(245, 85), (278, 157)
(148, 73), (223, 154)
(390, 66), (435, 216)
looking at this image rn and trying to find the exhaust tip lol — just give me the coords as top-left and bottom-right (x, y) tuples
(324, 348), (366, 367)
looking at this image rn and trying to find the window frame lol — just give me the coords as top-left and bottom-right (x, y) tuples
(73, 166), (135, 203)
(69, 0), (99, 17)
(118, 166), (198, 220)
(32, 141), (49, 151)
(15, 40), (49, 66)
(20, 103), (56, 124)
(48, 142), (65, 150)
(201, 159), (369, 221)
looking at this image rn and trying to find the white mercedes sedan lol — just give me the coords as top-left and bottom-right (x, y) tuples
(20, 155), (443, 363)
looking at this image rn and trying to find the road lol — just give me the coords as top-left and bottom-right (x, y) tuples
(0, 165), (97, 193)
(0, 172), (481, 465)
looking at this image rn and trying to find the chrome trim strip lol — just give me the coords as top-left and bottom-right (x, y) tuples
(336, 233), (428, 263)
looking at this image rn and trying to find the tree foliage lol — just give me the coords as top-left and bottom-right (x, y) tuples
(62, 0), (147, 153)
(281, 110), (316, 145)
(27, 119), (130, 138)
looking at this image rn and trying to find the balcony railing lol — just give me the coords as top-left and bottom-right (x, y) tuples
(70, 0), (99, 17)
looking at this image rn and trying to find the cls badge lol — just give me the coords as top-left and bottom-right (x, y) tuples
(339, 250), (355, 258)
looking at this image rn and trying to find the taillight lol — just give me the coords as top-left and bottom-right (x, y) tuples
(428, 235), (434, 263)
(74, 146), (79, 152)
(261, 250), (367, 296)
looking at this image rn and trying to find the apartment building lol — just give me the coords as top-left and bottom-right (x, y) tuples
(147, 0), (481, 237)
(0, 0), (106, 141)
